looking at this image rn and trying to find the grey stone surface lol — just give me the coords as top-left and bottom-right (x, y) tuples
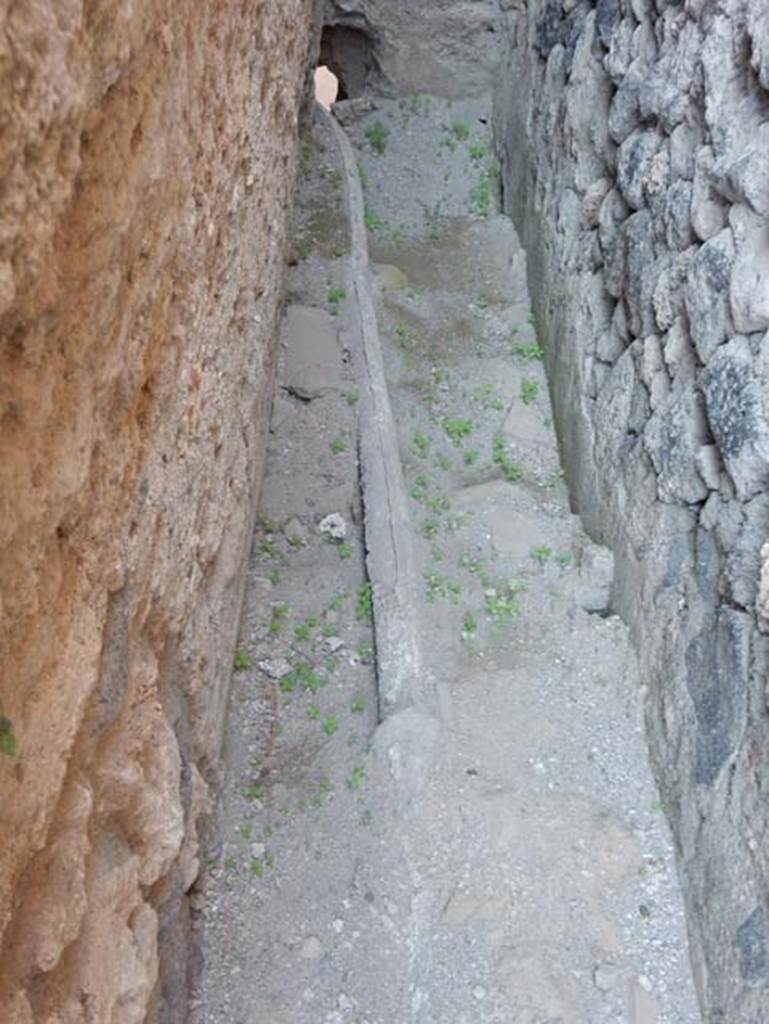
(493, 0), (769, 1018)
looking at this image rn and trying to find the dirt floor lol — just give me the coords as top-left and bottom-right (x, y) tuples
(190, 97), (701, 1024)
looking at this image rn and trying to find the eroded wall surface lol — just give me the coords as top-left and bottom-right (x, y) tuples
(0, 2), (312, 1020)
(494, 1), (769, 1019)
(320, 0), (505, 98)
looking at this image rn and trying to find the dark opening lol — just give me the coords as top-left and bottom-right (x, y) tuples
(319, 25), (376, 101)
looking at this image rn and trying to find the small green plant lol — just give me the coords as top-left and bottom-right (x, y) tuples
(521, 378), (539, 405)
(291, 661), (323, 692)
(556, 551), (573, 567)
(463, 449), (479, 466)
(0, 714), (17, 758)
(469, 159), (499, 217)
(442, 417), (474, 446)
(410, 474), (430, 502)
(462, 611), (477, 636)
(425, 572), (462, 604)
(233, 649), (252, 670)
(451, 120), (471, 140)
(425, 491), (449, 514)
(469, 143), (486, 160)
(269, 603), (289, 635)
(259, 515), (278, 533)
(346, 764), (367, 790)
(420, 517), (440, 538)
(358, 163), (368, 189)
(435, 452), (452, 471)
(328, 591), (347, 612)
(492, 435), (523, 483)
(308, 704), (321, 720)
(287, 533), (305, 549)
(531, 545), (552, 563)
(351, 696), (367, 713)
(484, 580), (525, 619)
(250, 857), (265, 878)
(413, 431), (431, 457)
(476, 291), (490, 310)
(338, 542), (353, 560)
(395, 323), (413, 348)
(458, 552), (483, 574)
(327, 285), (347, 306)
(365, 121), (389, 154)
(243, 782), (263, 802)
(345, 390), (359, 406)
(239, 823), (254, 840)
(356, 581), (374, 621)
(513, 340), (544, 361)
(224, 856), (237, 871)
(330, 437), (347, 454)
(268, 568), (282, 585)
(323, 714), (339, 736)
(356, 641), (374, 662)
(364, 206), (384, 231)
(259, 537), (277, 557)
(293, 617), (318, 642)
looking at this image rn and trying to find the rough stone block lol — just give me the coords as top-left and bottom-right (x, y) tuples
(684, 607), (750, 786)
(623, 210), (658, 338)
(684, 228), (735, 362)
(691, 146), (728, 242)
(736, 906), (769, 986)
(644, 382), (708, 504)
(729, 207), (769, 335)
(703, 337), (769, 500)
(617, 129), (663, 210)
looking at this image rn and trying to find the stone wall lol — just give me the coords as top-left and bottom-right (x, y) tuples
(493, 1), (769, 1019)
(0, 2), (312, 1021)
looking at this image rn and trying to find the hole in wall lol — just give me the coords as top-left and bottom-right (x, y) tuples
(314, 66), (339, 110)
(319, 24), (376, 101)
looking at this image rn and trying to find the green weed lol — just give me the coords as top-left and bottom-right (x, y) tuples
(233, 649), (252, 670)
(365, 121), (389, 154)
(513, 340), (544, 361)
(425, 572), (462, 604)
(327, 286), (347, 305)
(420, 517), (440, 538)
(531, 545), (552, 563)
(269, 603), (289, 635)
(413, 431), (431, 457)
(346, 764), (367, 790)
(521, 378), (539, 405)
(442, 417), (474, 446)
(364, 206), (384, 231)
(356, 581), (374, 621)
(492, 435), (523, 483)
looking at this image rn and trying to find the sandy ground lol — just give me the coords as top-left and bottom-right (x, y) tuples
(191, 97), (701, 1024)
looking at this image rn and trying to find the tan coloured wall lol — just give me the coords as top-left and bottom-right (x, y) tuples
(0, 2), (313, 1020)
